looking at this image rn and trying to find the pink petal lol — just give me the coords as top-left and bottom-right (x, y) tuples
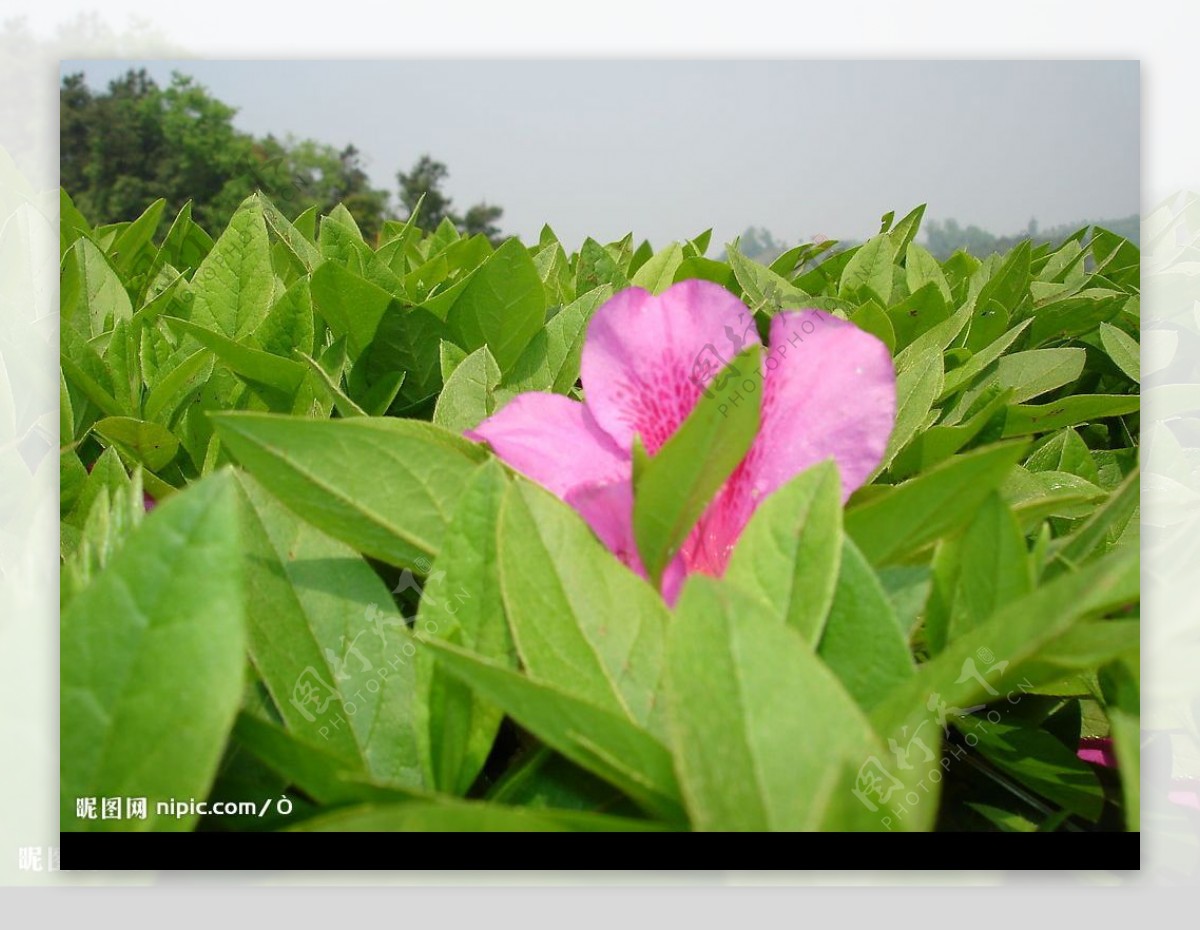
(566, 478), (688, 605)
(580, 279), (762, 454)
(680, 309), (896, 578)
(466, 392), (629, 499)
(740, 310), (896, 503)
(1077, 737), (1117, 768)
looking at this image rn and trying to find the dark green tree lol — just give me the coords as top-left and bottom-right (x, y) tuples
(59, 69), (393, 237)
(397, 155), (456, 232)
(397, 154), (505, 244)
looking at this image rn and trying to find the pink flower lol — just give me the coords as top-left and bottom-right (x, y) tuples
(466, 279), (896, 603)
(1077, 737), (1117, 768)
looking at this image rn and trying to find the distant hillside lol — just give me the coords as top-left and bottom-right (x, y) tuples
(731, 214), (1140, 267)
(923, 214), (1140, 260)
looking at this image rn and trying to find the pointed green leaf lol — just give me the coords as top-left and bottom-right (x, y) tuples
(187, 196), (273, 340)
(212, 413), (486, 569)
(724, 460), (842, 644)
(500, 481), (670, 736)
(666, 579), (880, 831)
(61, 472), (245, 831)
(633, 346), (761, 586)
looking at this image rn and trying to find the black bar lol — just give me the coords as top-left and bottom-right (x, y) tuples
(61, 830), (1140, 871)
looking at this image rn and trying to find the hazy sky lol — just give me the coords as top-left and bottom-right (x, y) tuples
(65, 60), (1139, 250)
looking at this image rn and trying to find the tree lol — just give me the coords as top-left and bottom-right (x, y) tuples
(460, 202), (504, 241)
(397, 155), (455, 232)
(262, 138), (391, 239)
(737, 226), (786, 262)
(397, 154), (505, 244)
(61, 69), (499, 244)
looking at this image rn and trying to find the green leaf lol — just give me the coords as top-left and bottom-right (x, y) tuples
(839, 235), (895, 303)
(446, 238), (546, 372)
(966, 803), (1038, 832)
(893, 302), (972, 374)
(61, 472), (245, 831)
(92, 416), (180, 472)
(630, 243), (684, 295)
(905, 242), (952, 302)
(1002, 395), (1139, 438)
(500, 481), (671, 736)
(362, 303), (447, 414)
(234, 473), (427, 785)
(63, 446), (129, 529)
(1099, 655), (1139, 830)
(633, 346), (761, 586)
(728, 247), (810, 315)
(439, 340), (470, 382)
(296, 352), (367, 417)
(61, 238), (133, 339)
(817, 539), (915, 710)
(666, 579), (879, 831)
(871, 547), (1137, 748)
(684, 228), (712, 257)
(575, 237), (631, 293)
(533, 241), (574, 308)
(1098, 322), (1140, 382)
(60, 449), (88, 518)
(1044, 467), (1140, 576)
(231, 714), (423, 807)
(102, 319), (141, 414)
(158, 201), (214, 272)
(212, 413), (486, 569)
(61, 346), (125, 420)
(485, 746), (638, 815)
(59, 187), (93, 254)
(414, 462), (516, 794)
(110, 198), (165, 287)
(143, 349), (214, 425)
(165, 316), (307, 398)
(887, 204), (926, 255)
(968, 720), (1104, 821)
(967, 242), (1030, 350)
(889, 386), (1011, 479)
(938, 319), (1033, 400)
(850, 300), (897, 353)
(1003, 466), (1108, 528)
(309, 261), (394, 360)
(497, 286), (611, 398)
(432, 345), (501, 433)
(944, 348), (1086, 429)
(259, 192), (322, 272)
(423, 638), (684, 823)
(256, 277), (315, 359)
(878, 347), (943, 472)
(1028, 292), (1124, 346)
(888, 282), (950, 351)
(924, 493), (1033, 655)
(847, 442), (1028, 565)
(724, 460), (842, 644)
(61, 468), (146, 605)
(187, 196), (273, 340)
(1025, 428), (1100, 485)
(673, 256), (735, 290)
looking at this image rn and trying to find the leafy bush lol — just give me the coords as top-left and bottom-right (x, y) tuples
(60, 194), (1139, 833)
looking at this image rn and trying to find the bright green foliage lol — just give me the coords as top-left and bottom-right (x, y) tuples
(61, 196), (1139, 833)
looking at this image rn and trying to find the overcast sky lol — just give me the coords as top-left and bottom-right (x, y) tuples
(64, 60), (1139, 250)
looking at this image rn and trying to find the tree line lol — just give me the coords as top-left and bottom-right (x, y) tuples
(60, 69), (504, 243)
(735, 212), (1139, 266)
